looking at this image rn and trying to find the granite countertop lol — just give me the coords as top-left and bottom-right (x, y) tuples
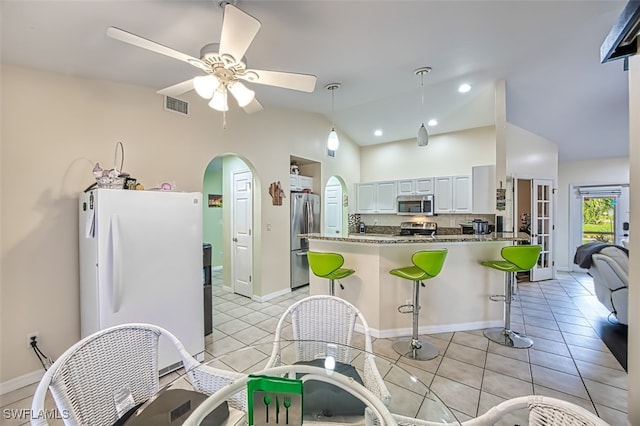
(301, 232), (531, 244)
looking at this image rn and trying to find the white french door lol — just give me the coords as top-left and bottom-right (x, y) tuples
(531, 179), (553, 281)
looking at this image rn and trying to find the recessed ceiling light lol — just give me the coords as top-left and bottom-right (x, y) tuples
(374, 129), (383, 136)
(458, 83), (471, 93)
(427, 119), (438, 126)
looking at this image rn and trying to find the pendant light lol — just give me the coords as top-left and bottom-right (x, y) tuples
(415, 67), (431, 147)
(326, 83), (341, 151)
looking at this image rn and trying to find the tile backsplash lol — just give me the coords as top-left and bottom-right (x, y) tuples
(349, 213), (496, 234)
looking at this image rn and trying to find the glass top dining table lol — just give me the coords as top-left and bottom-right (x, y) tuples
(132, 340), (461, 425)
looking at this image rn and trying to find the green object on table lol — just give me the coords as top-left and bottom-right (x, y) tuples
(481, 245), (542, 272)
(247, 375), (303, 426)
(307, 251), (355, 295)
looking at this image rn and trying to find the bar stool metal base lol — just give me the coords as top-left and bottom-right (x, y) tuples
(392, 337), (439, 361)
(484, 327), (533, 349)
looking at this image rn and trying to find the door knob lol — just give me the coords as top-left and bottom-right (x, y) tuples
(232, 237), (238, 242)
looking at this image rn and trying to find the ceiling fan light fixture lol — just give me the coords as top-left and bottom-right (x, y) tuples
(194, 75), (220, 99)
(228, 81), (255, 107)
(209, 88), (229, 111)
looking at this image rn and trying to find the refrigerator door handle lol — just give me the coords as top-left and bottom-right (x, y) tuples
(305, 201), (313, 234)
(110, 216), (122, 313)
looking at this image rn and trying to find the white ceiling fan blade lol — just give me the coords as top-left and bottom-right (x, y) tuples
(241, 69), (317, 93)
(107, 27), (205, 69)
(219, 4), (261, 64)
(242, 97), (263, 114)
(156, 79), (195, 97)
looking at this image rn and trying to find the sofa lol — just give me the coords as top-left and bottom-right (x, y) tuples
(588, 246), (629, 325)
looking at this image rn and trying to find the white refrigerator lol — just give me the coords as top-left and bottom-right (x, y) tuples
(79, 189), (205, 373)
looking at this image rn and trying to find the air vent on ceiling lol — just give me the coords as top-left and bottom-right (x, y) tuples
(163, 96), (189, 116)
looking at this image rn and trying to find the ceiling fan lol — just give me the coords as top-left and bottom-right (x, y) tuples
(106, 1), (317, 113)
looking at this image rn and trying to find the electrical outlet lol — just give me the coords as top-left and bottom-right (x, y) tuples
(27, 332), (39, 349)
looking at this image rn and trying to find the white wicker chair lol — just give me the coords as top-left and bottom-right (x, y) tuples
(462, 395), (611, 426)
(264, 295), (392, 407)
(381, 395), (610, 426)
(31, 323), (243, 426)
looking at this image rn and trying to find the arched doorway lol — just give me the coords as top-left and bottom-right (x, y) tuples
(324, 175), (349, 236)
(203, 154), (261, 298)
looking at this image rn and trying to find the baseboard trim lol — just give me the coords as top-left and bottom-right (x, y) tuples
(0, 369), (44, 395)
(363, 320), (504, 339)
(253, 288), (291, 303)
(220, 286), (292, 303)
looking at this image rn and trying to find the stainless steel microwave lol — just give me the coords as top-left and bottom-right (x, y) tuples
(396, 195), (435, 216)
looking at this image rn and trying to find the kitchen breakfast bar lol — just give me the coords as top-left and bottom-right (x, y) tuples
(303, 233), (530, 338)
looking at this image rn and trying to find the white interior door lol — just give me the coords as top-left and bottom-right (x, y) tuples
(531, 179), (554, 281)
(232, 170), (253, 297)
(324, 178), (343, 236)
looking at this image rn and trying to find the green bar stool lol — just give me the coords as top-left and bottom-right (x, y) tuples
(307, 251), (355, 296)
(481, 245), (542, 348)
(389, 249), (448, 360)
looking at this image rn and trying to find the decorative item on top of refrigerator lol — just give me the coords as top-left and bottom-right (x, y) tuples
(290, 192), (320, 288)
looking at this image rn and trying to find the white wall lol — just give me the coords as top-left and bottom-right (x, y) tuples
(359, 126), (496, 183)
(500, 123), (559, 233)
(0, 64), (361, 386)
(506, 123), (558, 179)
(556, 157), (629, 271)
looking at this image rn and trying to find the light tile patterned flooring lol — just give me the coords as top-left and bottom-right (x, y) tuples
(0, 270), (628, 425)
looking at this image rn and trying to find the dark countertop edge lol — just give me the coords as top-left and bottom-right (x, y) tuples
(300, 233), (530, 244)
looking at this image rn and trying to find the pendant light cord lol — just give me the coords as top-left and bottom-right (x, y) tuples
(421, 72), (425, 125)
(330, 87), (336, 129)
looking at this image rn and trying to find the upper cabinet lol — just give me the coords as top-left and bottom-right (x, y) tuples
(472, 165), (496, 214)
(290, 174), (313, 192)
(355, 181), (397, 214)
(357, 171), (486, 215)
(434, 175), (472, 213)
(397, 178), (434, 196)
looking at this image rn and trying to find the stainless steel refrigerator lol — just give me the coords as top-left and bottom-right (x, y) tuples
(290, 192), (320, 288)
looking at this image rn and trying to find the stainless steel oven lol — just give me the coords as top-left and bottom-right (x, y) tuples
(396, 195), (434, 216)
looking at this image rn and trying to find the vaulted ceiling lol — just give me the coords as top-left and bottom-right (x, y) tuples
(0, 1), (630, 161)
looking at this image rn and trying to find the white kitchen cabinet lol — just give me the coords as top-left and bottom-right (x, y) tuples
(298, 175), (313, 191)
(415, 178), (434, 194)
(397, 179), (415, 196)
(289, 174), (313, 191)
(397, 178), (434, 195)
(356, 183), (376, 213)
(376, 181), (397, 213)
(472, 165), (496, 214)
(355, 181), (396, 213)
(434, 175), (472, 213)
